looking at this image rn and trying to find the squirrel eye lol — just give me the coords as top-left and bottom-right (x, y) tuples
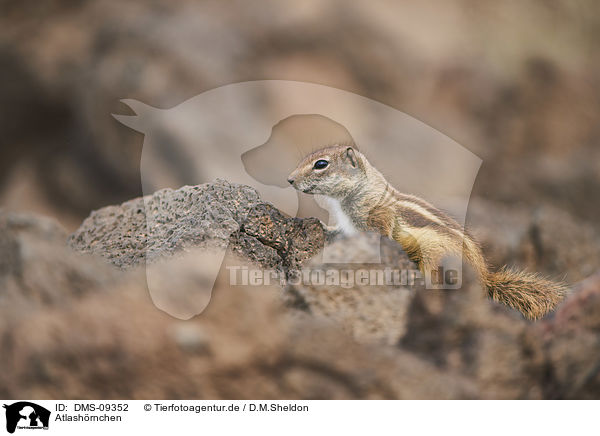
(313, 159), (329, 170)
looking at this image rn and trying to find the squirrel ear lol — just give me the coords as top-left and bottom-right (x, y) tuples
(346, 147), (358, 168)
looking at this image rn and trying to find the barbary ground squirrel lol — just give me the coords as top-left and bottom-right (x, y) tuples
(287, 144), (568, 320)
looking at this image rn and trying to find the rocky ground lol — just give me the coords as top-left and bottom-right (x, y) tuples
(1, 180), (599, 399)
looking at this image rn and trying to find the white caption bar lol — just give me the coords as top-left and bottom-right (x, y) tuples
(0, 400), (597, 435)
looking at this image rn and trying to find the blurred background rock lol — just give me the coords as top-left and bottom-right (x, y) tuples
(2, 1), (599, 232)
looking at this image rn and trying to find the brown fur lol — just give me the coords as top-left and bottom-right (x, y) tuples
(288, 145), (569, 320)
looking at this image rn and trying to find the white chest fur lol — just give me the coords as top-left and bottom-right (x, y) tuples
(315, 195), (358, 235)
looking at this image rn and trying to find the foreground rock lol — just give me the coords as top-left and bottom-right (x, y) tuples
(2, 181), (600, 398)
(536, 271), (600, 399)
(1, 209), (475, 399)
(0, 211), (123, 312)
(68, 179), (325, 275)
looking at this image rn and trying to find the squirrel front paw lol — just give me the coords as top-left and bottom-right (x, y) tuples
(323, 225), (343, 242)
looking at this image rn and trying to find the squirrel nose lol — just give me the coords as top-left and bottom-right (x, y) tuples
(287, 178), (294, 185)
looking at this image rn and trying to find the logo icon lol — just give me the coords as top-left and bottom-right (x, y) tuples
(3, 402), (50, 434)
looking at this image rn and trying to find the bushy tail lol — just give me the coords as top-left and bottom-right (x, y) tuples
(484, 267), (569, 320)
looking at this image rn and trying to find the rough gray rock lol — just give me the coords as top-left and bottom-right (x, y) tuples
(68, 179), (326, 275)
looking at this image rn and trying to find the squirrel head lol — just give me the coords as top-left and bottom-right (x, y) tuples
(287, 145), (367, 198)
